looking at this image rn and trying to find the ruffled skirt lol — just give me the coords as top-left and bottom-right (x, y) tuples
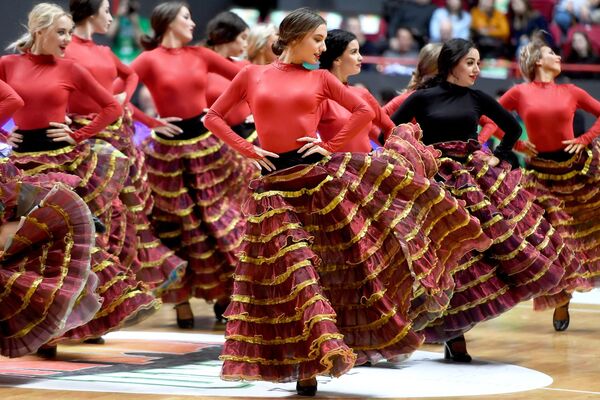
(70, 113), (186, 293)
(9, 137), (160, 339)
(143, 117), (251, 303)
(221, 149), (487, 383)
(0, 168), (101, 357)
(422, 140), (569, 342)
(524, 141), (600, 309)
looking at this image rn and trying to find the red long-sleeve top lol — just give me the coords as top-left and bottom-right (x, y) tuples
(497, 81), (600, 152)
(206, 58), (251, 126)
(65, 35), (138, 115)
(204, 60), (375, 158)
(317, 84), (394, 152)
(131, 46), (241, 120)
(0, 53), (122, 142)
(0, 79), (24, 127)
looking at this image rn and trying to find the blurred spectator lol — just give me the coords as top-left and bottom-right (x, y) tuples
(231, 0), (278, 21)
(107, 0), (151, 64)
(508, 0), (555, 55)
(430, 0), (472, 42)
(554, 0), (600, 35)
(564, 31), (600, 78)
(471, 0), (511, 57)
(384, 0), (436, 46)
(381, 27), (419, 75)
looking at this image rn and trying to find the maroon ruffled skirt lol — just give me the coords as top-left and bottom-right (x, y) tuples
(422, 140), (569, 342)
(0, 165), (101, 357)
(142, 118), (252, 304)
(9, 137), (160, 340)
(524, 141), (600, 309)
(221, 149), (487, 383)
(70, 113), (186, 293)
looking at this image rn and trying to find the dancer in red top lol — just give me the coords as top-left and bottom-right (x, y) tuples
(2, 3), (159, 355)
(316, 29), (394, 153)
(492, 38), (600, 330)
(206, 8), (488, 395)
(204, 11), (255, 140)
(131, 2), (249, 327)
(64, 0), (186, 296)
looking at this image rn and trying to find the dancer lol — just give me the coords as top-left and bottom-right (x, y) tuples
(391, 38), (569, 361)
(205, 8), (488, 395)
(204, 11), (255, 140)
(130, 2), (249, 327)
(488, 38), (600, 330)
(65, 0), (186, 293)
(1, 3), (159, 352)
(317, 29), (395, 152)
(247, 23), (278, 65)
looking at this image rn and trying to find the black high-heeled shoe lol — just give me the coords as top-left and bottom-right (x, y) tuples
(444, 335), (472, 363)
(36, 344), (57, 358)
(296, 379), (318, 396)
(553, 303), (570, 332)
(213, 301), (228, 323)
(175, 302), (194, 329)
(92, 216), (106, 234)
(83, 337), (105, 344)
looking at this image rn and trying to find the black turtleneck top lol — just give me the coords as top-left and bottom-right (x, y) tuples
(391, 81), (521, 159)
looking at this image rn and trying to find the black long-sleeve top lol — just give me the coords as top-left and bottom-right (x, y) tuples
(391, 81), (521, 159)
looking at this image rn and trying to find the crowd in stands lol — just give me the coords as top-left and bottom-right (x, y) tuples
(109, 0), (600, 81)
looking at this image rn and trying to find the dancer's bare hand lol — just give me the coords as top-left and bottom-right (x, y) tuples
(6, 127), (22, 149)
(520, 140), (538, 157)
(563, 139), (585, 154)
(251, 146), (278, 172)
(114, 92), (127, 105)
(154, 117), (183, 137)
(486, 154), (500, 167)
(297, 136), (331, 158)
(0, 221), (20, 249)
(47, 122), (76, 145)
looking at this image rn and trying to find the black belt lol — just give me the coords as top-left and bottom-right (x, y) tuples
(262, 148), (325, 175)
(15, 128), (70, 152)
(155, 113), (209, 140)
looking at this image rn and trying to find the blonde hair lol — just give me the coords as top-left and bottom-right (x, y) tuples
(7, 3), (72, 53)
(519, 38), (546, 82)
(407, 43), (442, 90)
(247, 24), (277, 62)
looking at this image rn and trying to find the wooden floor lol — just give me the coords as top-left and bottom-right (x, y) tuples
(1, 298), (599, 400)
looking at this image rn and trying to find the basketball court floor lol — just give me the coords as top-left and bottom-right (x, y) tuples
(1, 290), (599, 399)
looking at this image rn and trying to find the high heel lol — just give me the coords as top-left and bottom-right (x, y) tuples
(36, 344), (57, 358)
(213, 301), (229, 323)
(444, 335), (472, 363)
(296, 378), (317, 396)
(174, 302), (194, 329)
(553, 302), (570, 332)
(83, 337), (105, 344)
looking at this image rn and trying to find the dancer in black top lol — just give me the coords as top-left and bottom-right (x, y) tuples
(392, 38), (571, 363)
